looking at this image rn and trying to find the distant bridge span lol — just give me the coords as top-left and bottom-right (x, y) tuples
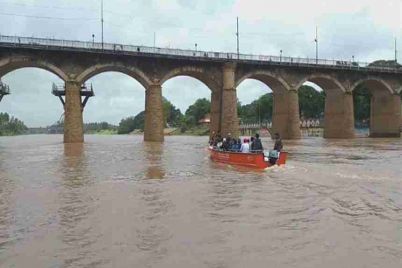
(0, 35), (401, 142)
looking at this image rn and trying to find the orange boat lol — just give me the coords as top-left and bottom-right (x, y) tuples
(209, 147), (288, 169)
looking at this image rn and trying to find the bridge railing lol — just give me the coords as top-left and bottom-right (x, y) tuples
(0, 34), (400, 73)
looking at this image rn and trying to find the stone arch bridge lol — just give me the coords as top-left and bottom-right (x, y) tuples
(0, 35), (401, 142)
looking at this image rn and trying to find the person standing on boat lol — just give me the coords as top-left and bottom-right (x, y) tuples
(269, 133), (283, 165)
(252, 133), (263, 152)
(240, 138), (250, 153)
(273, 133), (283, 152)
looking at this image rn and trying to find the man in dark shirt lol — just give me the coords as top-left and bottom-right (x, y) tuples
(273, 133), (283, 151)
(252, 133), (263, 152)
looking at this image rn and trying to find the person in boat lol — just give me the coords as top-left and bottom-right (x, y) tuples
(251, 133), (263, 152)
(250, 137), (255, 151)
(209, 131), (216, 146)
(273, 133), (283, 152)
(214, 133), (222, 147)
(269, 133), (283, 165)
(234, 138), (242, 151)
(230, 139), (238, 151)
(240, 138), (250, 153)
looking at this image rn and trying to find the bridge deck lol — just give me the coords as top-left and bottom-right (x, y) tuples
(1, 35), (402, 74)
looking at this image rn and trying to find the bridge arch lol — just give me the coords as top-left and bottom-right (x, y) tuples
(0, 57), (68, 81)
(76, 63), (152, 89)
(295, 74), (346, 93)
(236, 70), (291, 93)
(160, 66), (220, 92)
(351, 77), (400, 137)
(351, 77), (394, 95)
(295, 74), (353, 138)
(236, 70), (300, 139)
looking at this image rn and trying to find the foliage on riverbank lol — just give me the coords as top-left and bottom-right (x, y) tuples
(117, 97), (211, 134)
(0, 112), (28, 136)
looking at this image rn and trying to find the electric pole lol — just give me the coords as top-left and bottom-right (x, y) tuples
(236, 17), (239, 59)
(395, 37), (397, 63)
(101, 0), (104, 49)
(315, 26), (318, 64)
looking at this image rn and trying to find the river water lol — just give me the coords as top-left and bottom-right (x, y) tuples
(0, 135), (401, 268)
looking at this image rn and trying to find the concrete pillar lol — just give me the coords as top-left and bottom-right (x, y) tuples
(221, 63), (239, 137)
(144, 83), (164, 142)
(210, 90), (221, 136)
(64, 81), (84, 143)
(324, 91), (355, 139)
(272, 89), (301, 139)
(370, 92), (401, 137)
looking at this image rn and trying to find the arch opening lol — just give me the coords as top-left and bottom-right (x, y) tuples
(352, 79), (400, 137)
(77, 64), (152, 90)
(0, 67), (64, 135)
(296, 75), (353, 139)
(0, 58), (67, 81)
(161, 75), (211, 136)
(298, 82), (325, 137)
(160, 67), (219, 93)
(84, 71), (146, 135)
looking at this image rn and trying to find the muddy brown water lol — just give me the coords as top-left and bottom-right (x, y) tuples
(0, 135), (401, 268)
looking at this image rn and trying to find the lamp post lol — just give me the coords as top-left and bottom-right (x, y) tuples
(352, 55), (355, 63)
(92, 34), (95, 45)
(314, 26), (318, 64)
(195, 43), (197, 51)
(280, 50), (283, 62)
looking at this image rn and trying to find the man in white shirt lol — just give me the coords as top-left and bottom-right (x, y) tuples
(240, 138), (250, 153)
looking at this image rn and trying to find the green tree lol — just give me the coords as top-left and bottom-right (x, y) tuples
(298, 85), (325, 119)
(163, 97), (183, 127)
(117, 111), (145, 134)
(0, 112), (28, 136)
(184, 98), (211, 126)
(353, 85), (371, 124)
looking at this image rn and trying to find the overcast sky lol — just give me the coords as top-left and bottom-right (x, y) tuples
(0, 0), (401, 127)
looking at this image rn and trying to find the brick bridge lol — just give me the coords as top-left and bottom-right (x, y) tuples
(0, 35), (401, 142)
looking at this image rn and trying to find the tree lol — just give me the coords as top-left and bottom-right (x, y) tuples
(353, 85), (371, 123)
(298, 85), (325, 119)
(163, 97), (183, 127)
(184, 98), (211, 126)
(117, 111), (145, 134)
(0, 112), (28, 136)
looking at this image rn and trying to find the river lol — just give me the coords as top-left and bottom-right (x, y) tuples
(0, 135), (401, 267)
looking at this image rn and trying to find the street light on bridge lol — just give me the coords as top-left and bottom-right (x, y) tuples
(314, 26), (318, 64)
(92, 34), (95, 45)
(280, 50), (283, 62)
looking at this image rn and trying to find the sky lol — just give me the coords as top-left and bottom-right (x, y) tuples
(0, 0), (401, 127)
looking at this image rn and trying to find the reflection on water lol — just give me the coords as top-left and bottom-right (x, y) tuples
(0, 135), (401, 268)
(144, 142), (165, 180)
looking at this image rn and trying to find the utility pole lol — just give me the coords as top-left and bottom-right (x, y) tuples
(395, 37), (397, 63)
(101, 0), (104, 49)
(236, 17), (240, 59)
(315, 26), (318, 64)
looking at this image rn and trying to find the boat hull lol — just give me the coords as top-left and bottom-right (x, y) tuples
(209, 148), (287, 169)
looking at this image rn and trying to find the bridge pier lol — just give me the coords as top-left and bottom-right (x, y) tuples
(370, 92), (401, 137)
(144, 84), (164, 142)
(272, 89), (301, 139)
(64, 81), (84, 143)
(324, 91), (355, 139)
(221, 63), (239, 137)
(210, 90), (221, 136)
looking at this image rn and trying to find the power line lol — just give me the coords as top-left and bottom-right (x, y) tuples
(0, 12), (97, 21)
